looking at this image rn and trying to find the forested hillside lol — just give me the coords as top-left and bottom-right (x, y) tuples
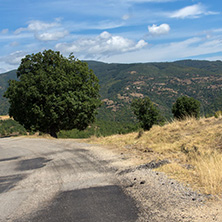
(87, 60), (222, 121)
(1, 60), (222, 121)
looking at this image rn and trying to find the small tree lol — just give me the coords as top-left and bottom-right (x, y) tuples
(131, 97), (165, 131)
(4, 50), (101, 137)
(172, 96), (200, 120)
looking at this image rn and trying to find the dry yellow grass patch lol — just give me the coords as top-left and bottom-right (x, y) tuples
(0, 115), (11, 120)
(88, 116), (222, 195)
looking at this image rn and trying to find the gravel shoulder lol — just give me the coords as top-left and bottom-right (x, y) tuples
(81, 140), (222, 222)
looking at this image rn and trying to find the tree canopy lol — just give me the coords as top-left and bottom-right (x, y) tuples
(172, 96), (200, 120)
(4, 50), (101, 137)
(131, 97), (165, 131)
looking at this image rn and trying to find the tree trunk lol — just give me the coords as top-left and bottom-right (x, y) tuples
(49, 130), (57, 138)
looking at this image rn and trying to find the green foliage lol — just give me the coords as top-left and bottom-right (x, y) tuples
(57, 120), (139, 138)
(172, 96), (201, 120)
(131, 97), (165, 131)
(4, 50), (101, 137)
(0, 119), (26, 137)
(214, 110), (222, 118)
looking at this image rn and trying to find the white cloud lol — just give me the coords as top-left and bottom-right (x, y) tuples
(103, 36), (222, 63)
(148, 24), (170, 36)
(15, 20), (59, 34)
(14, 19), (69, 42)
(100, 31), (112, 39)
(122, 14), (130, 20)
(136, 40), (147, 48)
(1, 29), (9, 34)
(55, 31), (147, 58)
(0, 51), (26, 66)
(35, 30), (69, 41)
(169, 4), (215, 19)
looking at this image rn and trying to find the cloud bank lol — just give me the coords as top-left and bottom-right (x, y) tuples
(56, 31), (147, 58)
(14, 20), (69, 42)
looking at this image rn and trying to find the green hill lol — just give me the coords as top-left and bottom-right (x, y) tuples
(87, 60), (222, 121)
(1, 60), (222, 121)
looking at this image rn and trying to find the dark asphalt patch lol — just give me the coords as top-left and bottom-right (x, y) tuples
(0, 156), (20, 162)
(18, 185), (138, 222)
(16, 157), (51, 171)
(0, 174), (25, 193)
(69, 148), (89, 153)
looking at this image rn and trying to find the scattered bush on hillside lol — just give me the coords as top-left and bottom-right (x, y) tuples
(172, 96), (200, 120)
(131, 97), (165, 131)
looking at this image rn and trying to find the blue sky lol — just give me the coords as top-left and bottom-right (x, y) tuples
(1, 0), (222, 73)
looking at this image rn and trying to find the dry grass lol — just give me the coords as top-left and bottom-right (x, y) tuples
(0, 115), (11, 120)
(88, 116), (222, 195)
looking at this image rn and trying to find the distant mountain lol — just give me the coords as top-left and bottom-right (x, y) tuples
(0, 70), (17, 114)
(1, 60), (222, 121)
(87, 60), (222, 121)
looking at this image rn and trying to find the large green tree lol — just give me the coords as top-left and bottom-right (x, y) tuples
(131, 97), (165, 131)
(4, 50), (101, 137)
(172, 96), (200, 120)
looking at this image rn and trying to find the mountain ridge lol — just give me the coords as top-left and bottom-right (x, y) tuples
(0, 60), (222, 120)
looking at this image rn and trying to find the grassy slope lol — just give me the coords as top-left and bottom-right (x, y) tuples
(88, 116), (222, 195)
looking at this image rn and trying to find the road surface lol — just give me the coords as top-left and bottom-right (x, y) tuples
(0, 137), (138, 222)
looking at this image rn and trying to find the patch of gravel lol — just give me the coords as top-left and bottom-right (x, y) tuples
(118, 159), (170, 175)
(116, 164), (218, 222)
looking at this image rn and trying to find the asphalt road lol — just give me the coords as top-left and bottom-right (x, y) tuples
(0, 137), (138, 222)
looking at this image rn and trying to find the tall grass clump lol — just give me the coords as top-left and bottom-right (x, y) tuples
(195, 152), (222, 195)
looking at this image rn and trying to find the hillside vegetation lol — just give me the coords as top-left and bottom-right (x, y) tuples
(0, 118), (26, 137)
(87, 60), (222, 121)
(88, 115), (222, 196)
(1, 60), (222, 122)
